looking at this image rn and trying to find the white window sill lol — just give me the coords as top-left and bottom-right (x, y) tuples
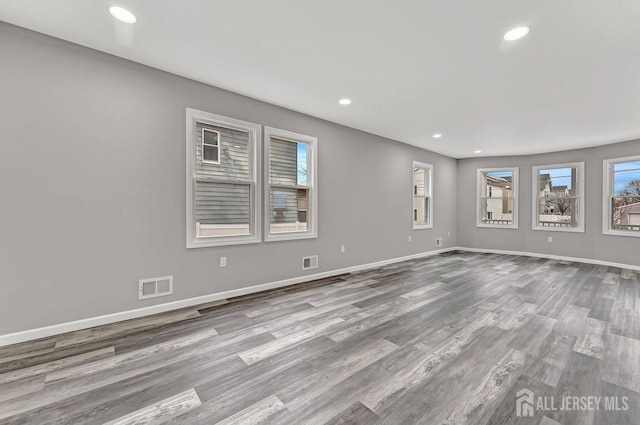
(265, 232), (318, 243)
(413, 224), (433, 230)
(603, 230), (640, 238)
(533, 226), (585, 233)
(187, 235), (260, 249)
(476, 223), (519, 229)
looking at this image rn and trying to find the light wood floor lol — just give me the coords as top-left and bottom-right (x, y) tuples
(1, 251), (639, 424)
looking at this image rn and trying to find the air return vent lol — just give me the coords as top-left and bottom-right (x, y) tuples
(302, 255), (319, 270)
(139, 276), (173, 300)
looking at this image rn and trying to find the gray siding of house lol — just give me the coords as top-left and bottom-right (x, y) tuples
(195, 181), (250, 225)
(194, 122), (251, 225)
(269, 138), (298, 185)
(269, 138), (303, 224)
(270, 188), (305, 224)
(195, 122), (250, 181)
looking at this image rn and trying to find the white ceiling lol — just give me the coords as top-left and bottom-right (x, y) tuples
(1, 1), (640, 158)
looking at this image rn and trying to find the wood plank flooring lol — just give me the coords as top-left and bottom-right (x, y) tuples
(1, 251), (639, 424)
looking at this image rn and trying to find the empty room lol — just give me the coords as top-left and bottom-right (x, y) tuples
(1, 1), (639, 424)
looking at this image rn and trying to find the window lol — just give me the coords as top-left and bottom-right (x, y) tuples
(264, 127), (317, 241)
(603, 155), (640, 236)
(477, 167), (518, 228)
(186, 108), (261, 248)
(532, 162), (585, 232)
(273, 194), (287, 210)
(412, 161), (433, 229)
(202, 128), (220, 163)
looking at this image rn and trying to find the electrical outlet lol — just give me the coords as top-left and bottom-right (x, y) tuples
(436, 238), (443, 247)
(408, 235), (412, 242)
(547, 237), (553, 243)
(220, 256), (227, 267)
(340, 245), (345, 253)
(447, 231), (451, 237)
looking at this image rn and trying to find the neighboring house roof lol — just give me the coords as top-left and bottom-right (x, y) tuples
(539, 174), (570, 195)
(615, 200), (640, 210)
(487, 175), (512, 187)
(539, 174), (551, 188)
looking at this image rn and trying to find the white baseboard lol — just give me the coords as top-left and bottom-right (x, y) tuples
(7, 246), (634, 348)
(455, 246), (640, 271)
(0, 247), (456, 347)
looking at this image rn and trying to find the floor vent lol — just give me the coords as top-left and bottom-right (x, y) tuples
(139, 276), (173, 300)
(302, 255), (319, 270)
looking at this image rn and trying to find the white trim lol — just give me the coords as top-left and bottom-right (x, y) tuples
(412, 161), (433, 230)
(532, 162), (585, 233)
(456, 246), (640, 272)
(603, 155), (640, 238)
(7, 246), (640, 347)
(602, 230), (640, 237)
(186, 108), (262, 248)
(0, 247), (455, 347)
(264, 126), (318, 242)
(603, 158), (610, 236)
(476, 167), (519, 229)
(201, 127), (221, 165)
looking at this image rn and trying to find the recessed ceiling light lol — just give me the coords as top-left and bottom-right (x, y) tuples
(339, 98), (352, 105)
(504, 27), (529, 41)
(474, 150), (482, 154)
(109, 6), (137, 23)
(432, 133), (442, 139)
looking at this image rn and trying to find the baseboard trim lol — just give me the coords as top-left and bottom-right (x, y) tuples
(455, 246), (640, 272)
(0, 247), (456, 347)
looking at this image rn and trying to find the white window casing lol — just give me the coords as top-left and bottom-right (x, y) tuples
(476, 167), (519, 229)
(412, 161), (433, 229)
(264, 126), (318, 242)
(186, 108), (261, 248)
(201, 128), (221, 164)
(532, 162), (585, 233)
(603, 155), (640, 237)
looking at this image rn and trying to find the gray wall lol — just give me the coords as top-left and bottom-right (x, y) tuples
(457, 139), (640, 267)
(0, 23), (458, 335)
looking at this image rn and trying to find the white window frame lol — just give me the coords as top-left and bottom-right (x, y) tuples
(532, 162), (585, 233)
(186, 108), (261, 248)
(201, 128), (221, 164)
(412, 161), (433, 230)
(264, 127), (318, 242)
(603, 155), (640, 237)
(476, 167), (519, 229)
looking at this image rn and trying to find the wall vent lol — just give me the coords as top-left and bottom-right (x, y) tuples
(302, 255), (319, 270)
(139, 276), (173, 300)
(436, 238), (443, 247)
